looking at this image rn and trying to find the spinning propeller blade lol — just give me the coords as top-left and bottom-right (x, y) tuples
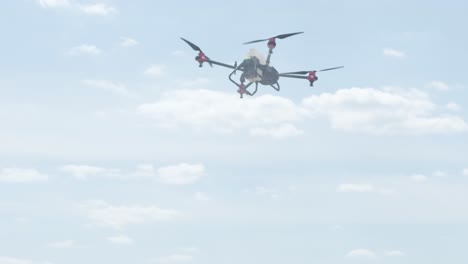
(276, 32), (304, 39)
(318, 66), (344, 72)
(243, 39), (268, 44)
(180, 37), (202, 52)
(180, 37), (213, 67)
(282, 66), (344, 75)
(243, 32), (304, 44)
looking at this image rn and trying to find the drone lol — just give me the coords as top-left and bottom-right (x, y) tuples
(180, 32), (343, 98)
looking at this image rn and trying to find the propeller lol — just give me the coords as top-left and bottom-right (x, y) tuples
(243, 32), (304, 44)
(282, 66), (344, 75)
(180, 37), (202, 52)
(180, 37), (212, 67)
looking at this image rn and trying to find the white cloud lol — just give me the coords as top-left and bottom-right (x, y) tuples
(179, 247), (200, 254)
(384, 250), (405, 257)
(337, 184), (396, 196)
(255, 186), (273, 195)
(145, 64), (167, 77)
(60, 165), (111, 180)
(302, 87), (468, 135)
(133, 164), (157, 178)
(78, 3), (118, 16)
(383, 48), (405, 58)
(46, 240), (74, 249)
(428, 81), (449, 91)
(254, 186), (280, 199)
(176, 78), (211, 88)
(157, 163), (205, 185)
(37, 0), (118, 16)
(61, 163), (207, 182)
(463, 169), (468, 176)
(410, 174), (428, 183)
(138, 89), (306, 135)
(337, 184), (374, 193)
(82, 79), (129, 96)
(38, 0), (71, 8)
(346, 249), (377, 259)
(250, 123), (304, 138)
(69, 44), (101, 55)
(152, 248), (199, 264)
(446, 102), (461, 111)
(139, 87), (468, 136)
(432, 170), (447, 177)
(60, 164), (159, 180)
(107, 235), (134, 245)
(0, 257), (52, 264)
(331, 225), (343, 231)
(0, 168), (48, 183)
(154, 254), (193, 264)
(120, 37), (139, 47)
(194, 192), (211, 201)
(81, 200), (181, 229)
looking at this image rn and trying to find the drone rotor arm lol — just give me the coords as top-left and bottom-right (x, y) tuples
(206, 59), (243, 71)
(181, 38), (241, 69)
(278, 74), (309, 79)
(279, 71), (309, 75)
(280, 66), (344, 75)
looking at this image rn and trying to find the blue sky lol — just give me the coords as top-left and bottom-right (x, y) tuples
(1, 0), (468, 264)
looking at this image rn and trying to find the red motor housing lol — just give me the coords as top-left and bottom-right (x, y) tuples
(307, 71), (318, 81)
(195, 52), (208, 65)
(267, 38), (276, 49)
(307, 71), (318, 86)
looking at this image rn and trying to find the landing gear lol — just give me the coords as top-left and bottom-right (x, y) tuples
(270, 82), (280, 91)
(229, 65), (258, 99)
(237, 82), (255, 98)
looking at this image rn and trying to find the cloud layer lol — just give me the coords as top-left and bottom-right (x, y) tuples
(69, 44), (101, 55)
(383, 48), (406, 58)
(37, 0), (118, 16)
(157, 163), (205, 185)
(82, 80), (129, 95)
(107, 235), (134, 245)
(138, 87), (468, 136)
(346, 249), (377, 259)
(0, 257), (52, 264)
(0, 168), (48, 183)
(81, 200), (181, 229)
(144, 64), (167, 77)
(138, 89), (306, 137)
(60, 163), (205, 184)
(38, 0), (70, 8)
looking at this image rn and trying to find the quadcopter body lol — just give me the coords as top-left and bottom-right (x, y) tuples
(181, 32), (343, 98)
(241, 49), (278, 85)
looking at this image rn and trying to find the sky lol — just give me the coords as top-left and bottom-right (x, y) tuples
(1, 0), (468, 264)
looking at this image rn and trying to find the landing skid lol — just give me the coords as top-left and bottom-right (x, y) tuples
(270, 82), (280, 91)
